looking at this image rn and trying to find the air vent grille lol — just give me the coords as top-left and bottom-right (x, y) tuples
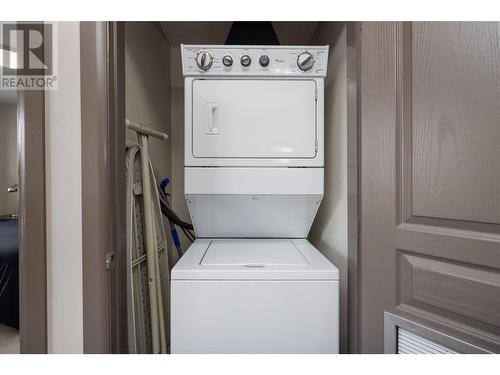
(397, 329), (458, 354)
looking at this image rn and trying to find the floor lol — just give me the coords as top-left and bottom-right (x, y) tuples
(0, 324), (19, 354)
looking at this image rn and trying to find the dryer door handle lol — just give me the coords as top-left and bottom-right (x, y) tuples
(206, 103), (219, 135)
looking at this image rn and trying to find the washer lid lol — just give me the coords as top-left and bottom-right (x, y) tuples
(201, 239), (309, 267)
(172, 239), (339, 280)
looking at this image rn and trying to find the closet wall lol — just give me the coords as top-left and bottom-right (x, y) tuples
(308, 23), (349, 354)
(125, 22), (172, 190)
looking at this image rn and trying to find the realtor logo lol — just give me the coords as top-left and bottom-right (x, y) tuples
(0, 22), (58, 90)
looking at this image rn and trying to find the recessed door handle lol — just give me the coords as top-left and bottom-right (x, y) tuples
(206, 103), (219, 135)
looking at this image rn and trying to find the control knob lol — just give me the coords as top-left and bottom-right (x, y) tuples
(259, 55), (270, 67)
(195, 51), (213, 71)
(222, 55), (233, 67)
(240, 54), (252, 67)
(297, 52), (315, 71)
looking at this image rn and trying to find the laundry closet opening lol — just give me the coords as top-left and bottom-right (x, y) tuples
(123, 21), (353, 354)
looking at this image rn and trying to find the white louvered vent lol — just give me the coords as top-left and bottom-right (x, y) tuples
(397, 329), (458, 354)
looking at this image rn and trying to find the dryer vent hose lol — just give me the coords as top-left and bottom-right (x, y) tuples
(158, 177), (194, 231)
(159, 200), (193, 230)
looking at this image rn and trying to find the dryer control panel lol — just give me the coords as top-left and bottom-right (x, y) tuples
(181, 45), (329, 77)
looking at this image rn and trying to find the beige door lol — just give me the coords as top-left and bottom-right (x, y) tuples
(359, 22), (500, 353)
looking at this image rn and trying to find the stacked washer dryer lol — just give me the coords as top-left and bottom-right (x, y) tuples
(171, 45), (339, 354)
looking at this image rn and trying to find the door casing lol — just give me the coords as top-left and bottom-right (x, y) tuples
(17, 87), (48, 354)
(80, 21), (126, 354)
(16, 20), (48, 353)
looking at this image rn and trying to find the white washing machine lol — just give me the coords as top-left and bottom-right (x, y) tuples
(171, 45), (339, 354)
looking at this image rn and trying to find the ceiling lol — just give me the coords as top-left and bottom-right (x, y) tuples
(160, 22), (319, 46)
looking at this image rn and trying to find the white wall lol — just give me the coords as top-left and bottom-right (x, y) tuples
(308, 24), (349, 353)
(0, 104), (18, 216)
(125, 22), (171, 186)
(45, 21), (84, 353)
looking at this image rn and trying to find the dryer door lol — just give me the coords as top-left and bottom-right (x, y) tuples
(190, 79), (317, 161)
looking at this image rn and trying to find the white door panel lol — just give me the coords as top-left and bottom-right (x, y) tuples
(191, 79), (317, 159)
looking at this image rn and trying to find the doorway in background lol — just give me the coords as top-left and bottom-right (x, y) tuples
(0, 88), (19, 353)
(0, 20), (48, 353)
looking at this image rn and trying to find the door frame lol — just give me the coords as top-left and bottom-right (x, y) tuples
(17, 75), (48, 352)
(14, 20), (49, 353)
(80, 21), (126, 353)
